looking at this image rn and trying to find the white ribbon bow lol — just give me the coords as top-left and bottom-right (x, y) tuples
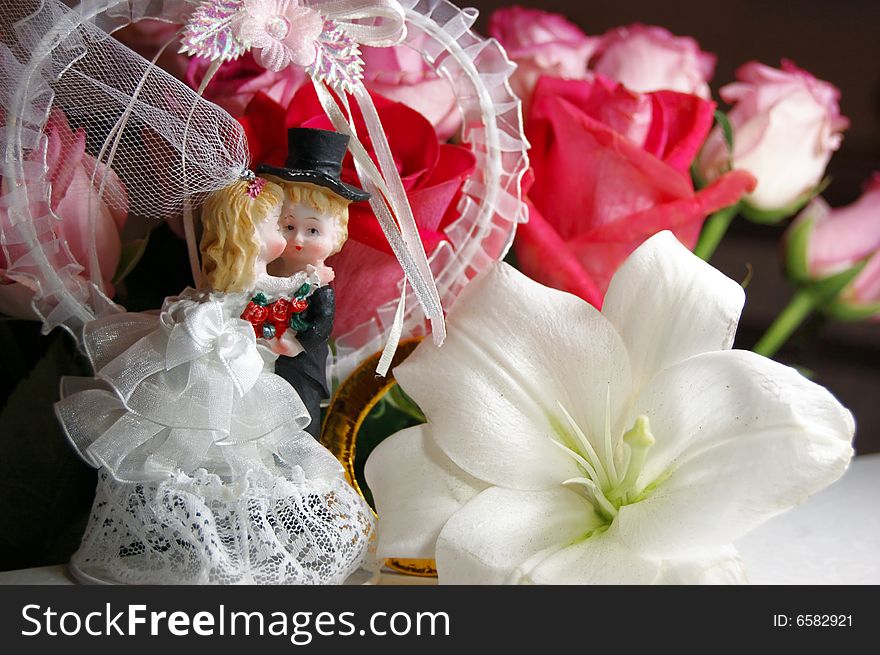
(166, 300), (263, 396)
(307, 0), (406, 47)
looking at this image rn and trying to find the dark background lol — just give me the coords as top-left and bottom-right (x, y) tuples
(1, 0), (878, 571)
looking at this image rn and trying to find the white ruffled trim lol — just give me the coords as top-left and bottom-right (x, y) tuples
(0, 0), (246, 337)
(330, 0), (530, 384)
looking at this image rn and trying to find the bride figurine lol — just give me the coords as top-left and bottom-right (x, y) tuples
(55, 145), (375, 585)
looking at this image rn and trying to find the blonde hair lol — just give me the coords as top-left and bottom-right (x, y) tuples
(200, 179), (284, 292)
(267, 178), (351, 254)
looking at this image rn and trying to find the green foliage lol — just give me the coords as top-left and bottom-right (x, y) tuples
(334, 383), (425, 509)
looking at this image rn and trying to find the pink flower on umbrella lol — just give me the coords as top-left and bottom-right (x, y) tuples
(236, 0), (324, 72)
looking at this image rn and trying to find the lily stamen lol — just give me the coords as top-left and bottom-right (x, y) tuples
(555, 402), (611, 489)
(603, 385), (619, 487)
(552, 403), (658, 519)
(547, 438), (603, 489)
(562, 477), (619, 521)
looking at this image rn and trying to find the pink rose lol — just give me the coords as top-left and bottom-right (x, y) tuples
(185, 52), (307, 117)
(515, 76), (755, 304)
(699, 61), (848, 214)
(786, 174), (880, 320)
(361, 41), (462, 141)
(488, 7), (597, 108)
(592, 24), (716, 98)
(0, 111), (128, 318)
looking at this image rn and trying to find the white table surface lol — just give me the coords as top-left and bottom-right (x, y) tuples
(1, 454), (877, 585)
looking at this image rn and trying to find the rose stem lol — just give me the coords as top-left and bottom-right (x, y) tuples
(752, 289), (817, 358)
(694, 204), (740, 261)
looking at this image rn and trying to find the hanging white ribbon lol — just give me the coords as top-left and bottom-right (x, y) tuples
(166, 300), (263, 396)
(311, 80), (446, 349)
(303, 1), (446, 355)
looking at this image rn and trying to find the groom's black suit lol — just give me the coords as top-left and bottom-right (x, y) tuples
(274, 285), (335, 439)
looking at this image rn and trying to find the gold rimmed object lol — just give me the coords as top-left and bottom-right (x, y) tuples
(320, 338), (437, 578)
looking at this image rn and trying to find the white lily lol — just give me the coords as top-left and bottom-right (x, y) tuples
(365, 231), (854, 584)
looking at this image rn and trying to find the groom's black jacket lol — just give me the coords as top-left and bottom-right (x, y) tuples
(274, 285), (335, 439)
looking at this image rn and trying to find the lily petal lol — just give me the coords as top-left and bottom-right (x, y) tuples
(435, 487), (603, 584)
(395, 262), (632, 490)
(655, 546), (748, 584)
(524, 521), (661, 584)
(365, 425), (487, 559)
(602, 231), (744, 391)
(618, 350), (854, 559)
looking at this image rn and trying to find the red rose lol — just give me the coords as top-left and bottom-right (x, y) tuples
(239, 85), (476, 338)
(516, 75), (756, 305)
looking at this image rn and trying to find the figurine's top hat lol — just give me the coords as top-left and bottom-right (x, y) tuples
(256, 128), (370, 202)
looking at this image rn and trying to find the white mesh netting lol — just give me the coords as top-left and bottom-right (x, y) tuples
(1, 0), (530, 378)
(71, 469), (376, 585)
(1, 0), (247, 336)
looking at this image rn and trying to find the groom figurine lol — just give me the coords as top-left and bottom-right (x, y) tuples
(258, 127), (370, 438)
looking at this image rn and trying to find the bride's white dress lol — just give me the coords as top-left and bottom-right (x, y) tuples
(55, 275), (374, 585)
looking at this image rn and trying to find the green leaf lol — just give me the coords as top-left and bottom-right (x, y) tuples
(810, 260), (865, 301)
(714, 109), (734, 153)
(824, 296), (880, 322)
(384, 383), (426, 423)
(784, 212), (817, 284)
(741, 177), (831, 225)
(345, 384), (425, 509)
(112, 235), (150, 285)
(0, 333), (96, 570)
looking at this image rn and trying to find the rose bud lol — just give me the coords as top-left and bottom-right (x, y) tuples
(289, 297), (309, 313)
(786, 174), (880, 321)
(698, 60), (848, 221)
(488, 7), (597, 112)
(269, 297), (291, 322)
(592, 24), (716, 99)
